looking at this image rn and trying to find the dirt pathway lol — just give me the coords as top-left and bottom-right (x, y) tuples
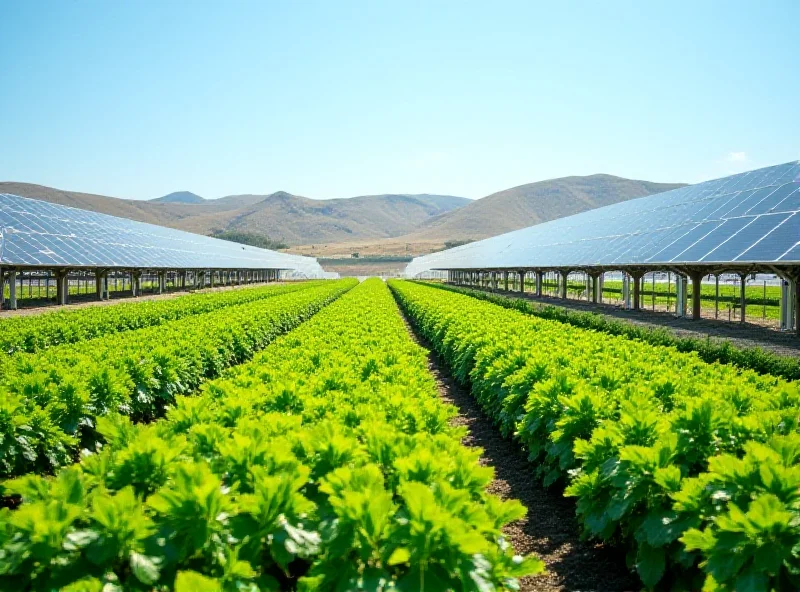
(398, 313), (639, 592)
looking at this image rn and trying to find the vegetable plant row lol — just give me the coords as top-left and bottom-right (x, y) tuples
(390, 279), (800, 591)
(0, 280), (356, 478)
(0, 281), (322, 356)
(426, 281), (800, 382)
(0, 279), (542, 591)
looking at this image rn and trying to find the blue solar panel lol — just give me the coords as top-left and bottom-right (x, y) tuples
(406, 161), (800, 277)
(0, 193), (325, 277)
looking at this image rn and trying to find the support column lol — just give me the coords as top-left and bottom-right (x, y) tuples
(675, 274), (688, 318)
(158, 271), (166, 294)
(559, 270), (569, 299)
(57, 270), (69, 305)
(590, 273), (601, 304)
(491, 272), (498, 290)
(715, 274), (720, 319)
(9, 270), (17, 310)
(210, 271), (216, 289)
(780, 277), (797, 332)
(132, 271), (141, 297)
(535, 271), (543, 297)
(503, 271), (509, 291)
(95, 271), (107, 300)
(739, 274), (747, 324)
(518, 271), (525, 293)
(631, 272), (643, 311)
(796, 277), (800, 338)
(690, 271), (702, 320)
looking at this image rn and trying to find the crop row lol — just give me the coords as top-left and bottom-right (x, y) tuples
(0, 279), (542, 591)
(426, 281), (800, 382)
(0, 281), (321, 356)
(390, 279), (800, 591)
(0, 280), (355, 478)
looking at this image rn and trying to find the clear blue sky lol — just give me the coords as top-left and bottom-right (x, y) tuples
(1, 1), (798, 201)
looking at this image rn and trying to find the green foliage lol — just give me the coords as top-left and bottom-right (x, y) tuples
(0, 281), (313, 356)
(0, 279), (543, 590)
(390, 279), (800, 590)
(425, 281), (800, 381)
(211, 230), (288, 251)
(0, 280), (355, 478)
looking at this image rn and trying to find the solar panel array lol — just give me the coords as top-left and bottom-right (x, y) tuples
(406, 161), (800, 277)
(0, 193), (326, 277)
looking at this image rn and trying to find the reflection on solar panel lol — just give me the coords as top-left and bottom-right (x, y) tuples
(406, 161), (800, 277)
(0, 193), (325, 277)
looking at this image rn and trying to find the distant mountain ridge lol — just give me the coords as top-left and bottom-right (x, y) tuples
(0, 182), (471, 246)
(0, 176), (685, 254)
(152, 191), (205, 204)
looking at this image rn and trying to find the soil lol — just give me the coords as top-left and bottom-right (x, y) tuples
(398, 312), (640, 592)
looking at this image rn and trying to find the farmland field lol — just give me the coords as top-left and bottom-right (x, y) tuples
(0, 279), (541, 591)
(390, 279), (800, 591)
(1, 277), (798, 592)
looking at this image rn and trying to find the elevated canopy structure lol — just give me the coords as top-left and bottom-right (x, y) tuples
(405, 161), (800, 333)
(0, 193), (325, 308)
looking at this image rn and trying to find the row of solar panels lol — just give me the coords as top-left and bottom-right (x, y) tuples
(0, 193), (326, 278)
(405, 161), (800, 277)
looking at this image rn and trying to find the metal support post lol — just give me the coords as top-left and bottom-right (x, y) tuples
(590, 273), (601, 304)
(559, 270), (569, 299)
(739, 274), (747, 323)
(518, 271), (525, 293)
(210, 271), (216, 289)
(675, 274), (688, 318)
(780, 277), (797, 333)
(491, 272), (497, 290)
(631, 273), (643, 310)
(689, 272), (702, 320)
(715, 274), (719, 319)
(622, 273), (631, 309)
(535, 271), (542, 297)
(57, 270), (69, 305)
(503, 271), (509, 291)
(132, 271), (141, 297)
(9, 270), (17, 310)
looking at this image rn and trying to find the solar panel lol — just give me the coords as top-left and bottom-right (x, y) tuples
(0, 193), (325, 277)
(405, 161), (800, 277)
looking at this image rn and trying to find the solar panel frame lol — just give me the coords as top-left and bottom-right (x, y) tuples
(405, 161), (800, 278)
(0, 193), (325, 277)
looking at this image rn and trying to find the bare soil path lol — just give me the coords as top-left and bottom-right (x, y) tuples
(398, 311), (639, 592)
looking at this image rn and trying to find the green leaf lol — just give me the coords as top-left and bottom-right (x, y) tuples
(175, 570), (222, 592)
(129, 551), (161, 585)
(387, 547), (411, 566)
(636, 543), (666, 589)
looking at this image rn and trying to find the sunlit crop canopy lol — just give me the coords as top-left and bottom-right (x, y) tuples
(0, 193), (325, 277)
(405, 161), (800, 277)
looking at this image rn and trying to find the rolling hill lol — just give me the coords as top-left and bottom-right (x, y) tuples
(0, 182), (470, 245)
(404, 174), (686, 243)
(152, 191), (206, 204)
(288, 175), (686, 259)
(0, 175), (684, 265)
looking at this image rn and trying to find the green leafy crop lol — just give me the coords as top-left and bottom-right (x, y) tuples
(0, 279), (542, 590)
(390, 279), (800, 591)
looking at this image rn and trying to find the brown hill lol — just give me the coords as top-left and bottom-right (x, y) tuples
(403, 174), (686, 243)
(0, 182), (469, 245)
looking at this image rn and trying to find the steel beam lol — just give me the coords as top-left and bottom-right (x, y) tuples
(9, 270), (17, 310)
